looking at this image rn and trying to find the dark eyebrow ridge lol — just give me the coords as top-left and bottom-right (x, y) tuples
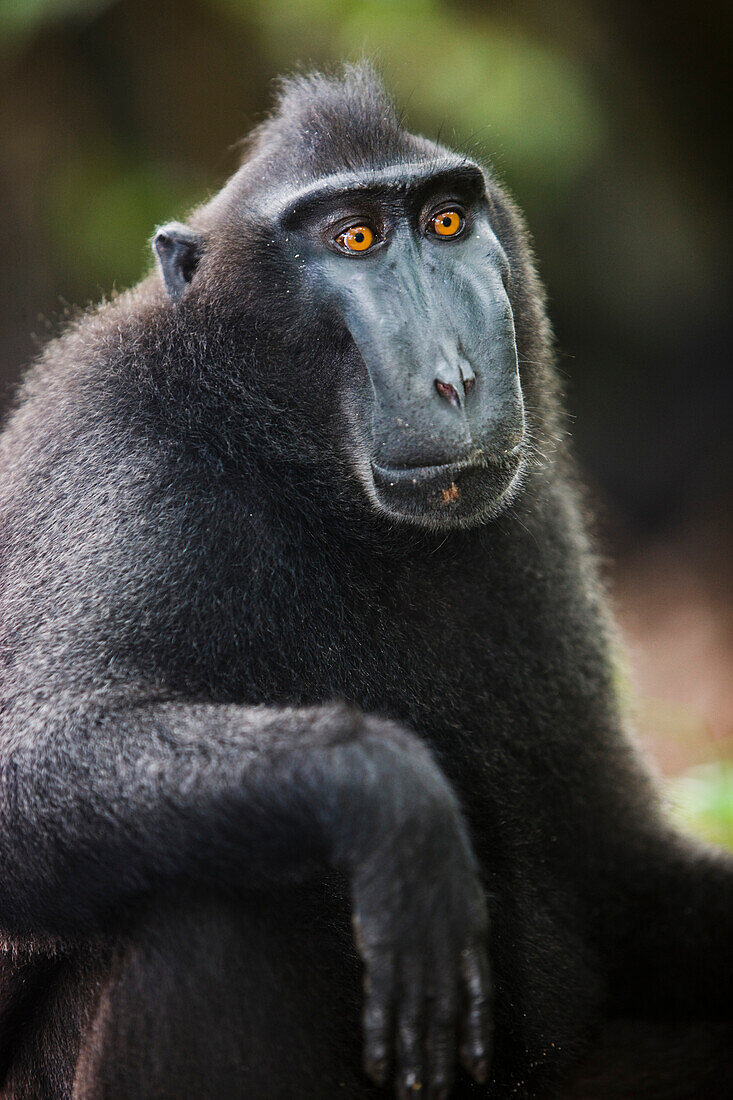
(279, 163), (485, 224)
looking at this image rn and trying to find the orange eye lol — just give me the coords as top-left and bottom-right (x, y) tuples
(337, 225), (375, 252)
(431, 209), (464, 238)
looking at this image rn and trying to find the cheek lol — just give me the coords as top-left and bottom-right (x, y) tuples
(333, 349), (377, 457)
(285, 337), (352, 424)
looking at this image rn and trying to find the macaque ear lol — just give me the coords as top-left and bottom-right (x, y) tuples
(153, 222), (202, 301)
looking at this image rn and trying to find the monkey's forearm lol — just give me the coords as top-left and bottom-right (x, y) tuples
(0, 696), (493, 1093)
(0, 699), (457, 936)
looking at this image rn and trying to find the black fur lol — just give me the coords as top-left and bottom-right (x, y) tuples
(0, 64), (730, 1099)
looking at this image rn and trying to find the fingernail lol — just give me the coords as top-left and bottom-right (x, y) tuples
(473, 1058), (489, 1083)
(404, 1070), (423, 1091)
(367, 1059), (387, 1086)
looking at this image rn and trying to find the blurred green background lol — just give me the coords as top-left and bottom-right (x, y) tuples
(1, 0), (731, 845)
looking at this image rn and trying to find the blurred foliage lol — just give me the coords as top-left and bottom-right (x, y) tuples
(668, 763), (733, 851)
(0, 0), (112, 46)
(41, 150), (207, 291)
(214, 0), (606, 191)
(0, 0), (730, 847)
(1, 0), (612, 303)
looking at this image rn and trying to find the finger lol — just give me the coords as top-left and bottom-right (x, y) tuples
(459, 944), (493, 1084)
(396, 955), (426, 1098)
(425, 973), (457, 1100)
(362, 948), (395, 1087)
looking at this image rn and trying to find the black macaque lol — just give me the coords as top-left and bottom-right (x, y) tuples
(0, 64), (730, 1100)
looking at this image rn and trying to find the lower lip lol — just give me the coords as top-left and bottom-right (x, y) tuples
(371, 452), (520, 486)
(368, 452), (523, 524)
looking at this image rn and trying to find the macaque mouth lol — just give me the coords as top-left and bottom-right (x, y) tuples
(371, 446), (523, 485)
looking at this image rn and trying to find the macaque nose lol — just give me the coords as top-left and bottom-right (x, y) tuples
(434, 358), (476, 408)
(435, 379), (461, 407)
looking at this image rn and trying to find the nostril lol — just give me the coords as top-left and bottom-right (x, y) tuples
(463, 376), (475, 396)
(435, 379), (460, 407)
